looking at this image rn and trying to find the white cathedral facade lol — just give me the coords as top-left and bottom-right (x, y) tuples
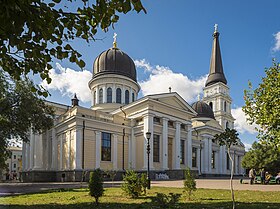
(22, 27), (245, 182)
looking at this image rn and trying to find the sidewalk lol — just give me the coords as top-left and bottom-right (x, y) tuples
(1, 179), (279, 197)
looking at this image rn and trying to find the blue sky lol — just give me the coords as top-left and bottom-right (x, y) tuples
(41, 0), (280, 150)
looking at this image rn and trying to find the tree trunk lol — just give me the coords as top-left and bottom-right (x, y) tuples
(228, 147), (235, 209)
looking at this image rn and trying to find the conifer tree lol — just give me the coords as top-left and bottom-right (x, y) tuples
(89, 169), (104, 205)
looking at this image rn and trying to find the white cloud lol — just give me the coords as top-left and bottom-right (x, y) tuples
(41, 63), (92, 103)
(232, 107), (258, 134)
(243, 142), (252, 151)
(272, 31), (280, 52)
(136, 59), (207, 103)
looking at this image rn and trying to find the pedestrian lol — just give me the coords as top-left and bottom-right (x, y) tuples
(260, 168), (265, 184)
(249, 168), (255, 184)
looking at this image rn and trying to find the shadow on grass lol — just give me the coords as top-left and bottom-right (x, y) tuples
(1, 202), (280, 209)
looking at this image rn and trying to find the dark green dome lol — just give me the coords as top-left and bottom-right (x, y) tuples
(93, 47), (137, 81)
(192, 101), (215, 119)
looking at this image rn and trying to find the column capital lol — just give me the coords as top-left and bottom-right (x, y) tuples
(175, 121), (181, 125)
(162, 117), (169, 122)
(143, 113), (155, 118)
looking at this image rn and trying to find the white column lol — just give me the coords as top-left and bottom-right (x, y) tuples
(112, 84), (116, 103)
(103, 86), (106, 103)
(51, 128), (57, 170)
(30, 129), (34, 169)
(113, 134), (118, 170)
(96, 85), (99, 104)
(174, 121), (181, 169)
(22, 142), (26, 171)
(203, 137), (208, 173)
(131, 120), (136, 169)
(208, 138), (212, 173)
(197, 146), (201, 175)
(162, 118), (168, 170)
(60, 137), (63, 170)
(128, 135), (132, 168)
(219, 145), (223, 174)
(34, 134), (43, 170)
(25, 142), (30, 170)
(129, 87), (133, 103)
(143, 113), (154, 169)
(74, 129), (82, 170)
(186, 125), (192, 168)
(67, 131), (71, 169)
(96, 131), (101, 168)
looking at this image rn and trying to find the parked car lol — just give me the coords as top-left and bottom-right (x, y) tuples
(276, 173), (280, 184)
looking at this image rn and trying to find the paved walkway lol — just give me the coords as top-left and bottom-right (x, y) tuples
(0, 179), (279, 197)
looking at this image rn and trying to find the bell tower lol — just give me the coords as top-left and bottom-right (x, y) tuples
(202, 24), (235, 129)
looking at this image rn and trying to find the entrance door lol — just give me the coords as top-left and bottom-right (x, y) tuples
(168, 138), (173, 170)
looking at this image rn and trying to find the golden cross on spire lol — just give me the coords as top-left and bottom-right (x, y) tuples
(214, 24), (218, 33)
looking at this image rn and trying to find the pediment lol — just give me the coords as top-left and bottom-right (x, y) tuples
(147, 92), (197, 115)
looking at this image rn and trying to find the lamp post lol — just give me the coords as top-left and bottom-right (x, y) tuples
(146, 131), (151, 189)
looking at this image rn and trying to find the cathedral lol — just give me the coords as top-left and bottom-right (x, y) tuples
(22, 26), (245, 182)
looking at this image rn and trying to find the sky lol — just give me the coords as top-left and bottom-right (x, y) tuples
(40, 0), (280, 150)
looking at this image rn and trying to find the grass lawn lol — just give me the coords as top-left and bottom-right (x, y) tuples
(1, 187), (280, 209)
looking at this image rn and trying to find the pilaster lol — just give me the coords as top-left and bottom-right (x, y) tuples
(162, 117), (168, 170)
(96, 131), (101, 168)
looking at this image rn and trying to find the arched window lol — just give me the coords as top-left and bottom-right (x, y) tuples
(125, 90), (129, 104)
(107, 87), (112, 103)
(116, 88), (122, 104)
(99, 88), (103, 104)
(224, 101), (227, 112)
(132, 92), (135, 102)
(93, 90), (96, 105)
(226, 121), (229, 129)
(209, 102), (213, 109)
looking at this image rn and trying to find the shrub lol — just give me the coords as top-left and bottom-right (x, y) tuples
(88, 169), (104, 205)
(151, 192), (181, 209)
(183, 167), (196, 200)
(121, 170), (147, 198)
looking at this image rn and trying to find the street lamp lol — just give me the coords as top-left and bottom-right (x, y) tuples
(146, 131), (151, 189)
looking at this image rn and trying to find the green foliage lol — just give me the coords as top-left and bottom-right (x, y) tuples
(0, 70), (54, 169)
(243, 61), (280, 146)
(151, 192), (181, 209)
(242, 141), (280, 174)
(214, 128), (239, 148)
(121, 170), (147, 198)
(89, 169), (104, 205)
(183, 167), (196, 200)
(0, 0), (146, 95)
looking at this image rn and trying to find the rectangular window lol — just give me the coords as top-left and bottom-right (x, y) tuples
(14, 155), (16, 159)
(101, 132), (111, 161)
(13, 163), (16, 168)
(153, 117), (160, 124)
(180, 140), (185, 164)
(211, 151), (216, 169)
(168, 121), (174, 128)
(153, 134), (160, 162)
(226, 153), (230, 170)
(192, 147), (197, 167)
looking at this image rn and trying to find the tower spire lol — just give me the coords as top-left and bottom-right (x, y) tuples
(205, 24), (227, 87)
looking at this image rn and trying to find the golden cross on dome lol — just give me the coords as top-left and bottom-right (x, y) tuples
(113, 33), (117, 48)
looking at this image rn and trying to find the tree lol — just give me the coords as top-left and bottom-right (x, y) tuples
(242, 141), (280, 174)
(243, 61), (280, 146)
(214, 128), (239, 209)
(0, 0), (146, 95)
(183, 167), (196, 200)
(89, 169), (104, 205)
(0, 69), (54, 169)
